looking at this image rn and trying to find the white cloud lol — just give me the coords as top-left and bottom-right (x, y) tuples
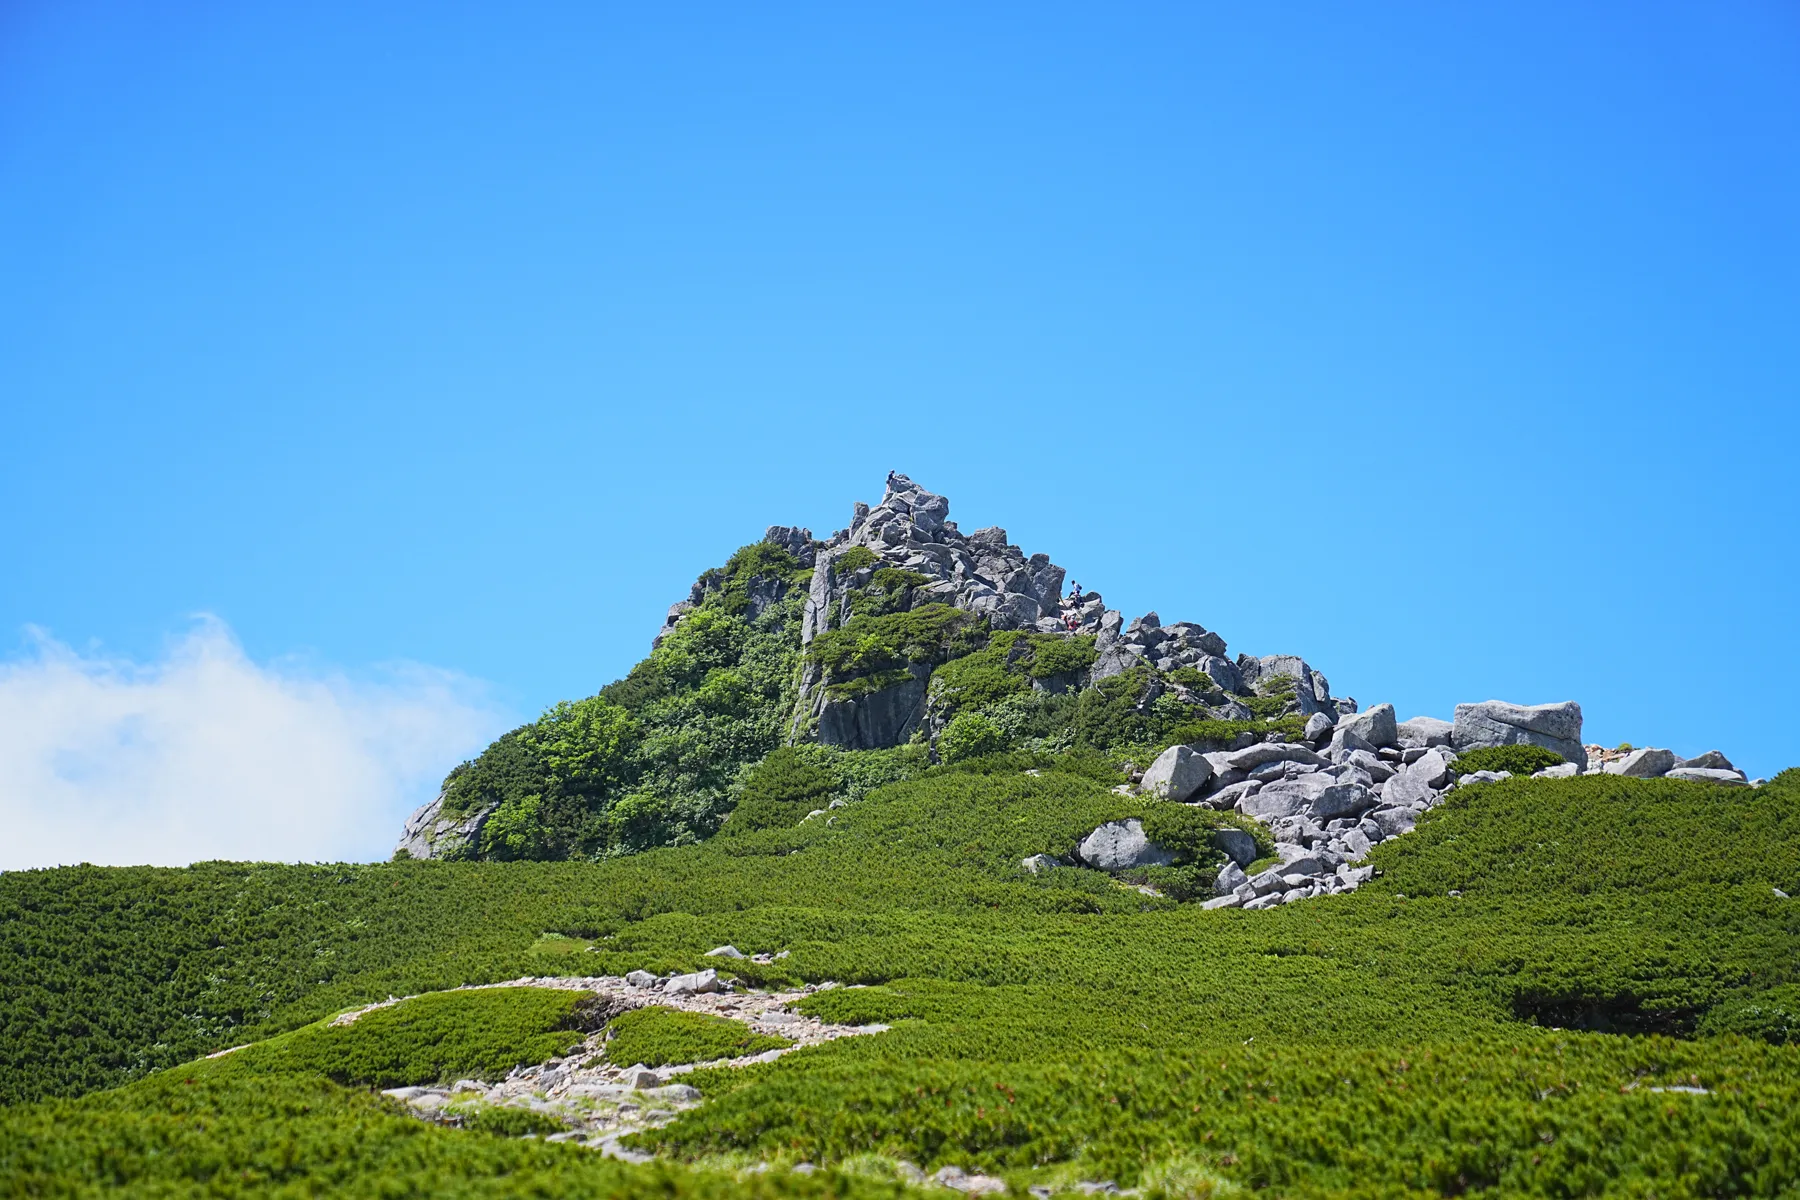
(0, 619), (511, 870)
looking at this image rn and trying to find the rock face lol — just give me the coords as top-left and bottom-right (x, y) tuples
(816, 666), (933, 750)
(1076, 820), (1177, 871)
(395, 792), (492, 861)
(1452, 701), (1588, 771)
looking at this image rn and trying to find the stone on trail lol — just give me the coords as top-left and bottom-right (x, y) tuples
(1139, 744), (1213, 802)
(625, 970), (659, 989)
(1077, 819), (1177, 871)
(664, 968), (721, 996)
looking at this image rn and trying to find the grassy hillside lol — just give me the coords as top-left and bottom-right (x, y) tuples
(5, 764), (1800, 1195)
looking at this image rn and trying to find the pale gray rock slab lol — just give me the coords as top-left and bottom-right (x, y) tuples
(1215, 860), (1250, 894)
(1345, 749), (1395, 783)
(1325, 726), (1376, 760)
(1385, 747), (1453, 808)
(1202, 894), (1243, 910)
(1534, 762), (1580, 778)
(1225, 742), (1326, 773)
(1213, 828), (1259, 867)
(1304, 712), (1335, 743)
(1452, 701), (1587, 770)
(1141, 744), (1214, 803)
(1396, 716), (1454, 749)
(1679, 750), (1736, 771)
(1369, 805), (1421, 838)
(704, 945), (746, 959)
(1077, 819), (1177, 871)
(1336, 703), (1398, 748)
(664, 969), (720, 996)
(625, 970), (659, 989)
(1615, 747), (1678, 778)
(1340, 827), (1373, 860)
(1665, 767), (1748, 785)
(1021, 853), (1062, 874)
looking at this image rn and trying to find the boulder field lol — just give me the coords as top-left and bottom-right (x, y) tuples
(1058, 699), (1757, 910)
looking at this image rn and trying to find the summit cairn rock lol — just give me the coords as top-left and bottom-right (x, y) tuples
(1452, 701), (1588, 771)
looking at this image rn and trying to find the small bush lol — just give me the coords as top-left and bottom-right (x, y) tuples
(832, 546), (879, 575)
(1026, 634), (1097, 679)
(1699, 985), (1800, 1046)
(464, 1105), (567, 1137)
(940, 712), (1008, 764)
(725, 748), (839, 834)
(1453, 745), (1565, 776)
(604, 1007), (791, 1067)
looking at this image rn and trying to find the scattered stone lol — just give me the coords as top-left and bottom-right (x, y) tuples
(624, 970), (659, 989)
(704, 945), (746, 959)
(1020, 853), (1061, 874)
(1534, 762), (1580, 779)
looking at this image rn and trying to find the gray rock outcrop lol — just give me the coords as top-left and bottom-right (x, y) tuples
(1076, 820), (1177, 871)
(1452, 701), (1587, 770)
(395, 792), (493, 861)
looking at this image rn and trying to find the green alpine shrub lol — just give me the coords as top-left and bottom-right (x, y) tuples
(1453, 744), (1566, 776)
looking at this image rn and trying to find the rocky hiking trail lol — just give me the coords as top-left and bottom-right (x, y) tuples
(362, 971), (892, 1162)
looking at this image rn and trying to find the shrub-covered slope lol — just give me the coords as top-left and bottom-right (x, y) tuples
(5, 765), (1800, 1195)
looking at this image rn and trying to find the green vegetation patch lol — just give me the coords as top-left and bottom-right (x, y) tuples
(260, 987), (598, 1088)
(605, 1006), (792, 1067)
(1453, 744), (1567, 776)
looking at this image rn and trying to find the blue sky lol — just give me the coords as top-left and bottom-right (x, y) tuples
(3, 2), (1797, 864)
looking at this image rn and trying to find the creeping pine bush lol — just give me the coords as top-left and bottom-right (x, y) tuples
(726, 748), (840, 834)
(260, 988), (597, 1088)
(1453, 744), (1566, 776)
(939, 712), (1008, 763)
(604, 1007), (791, 1067)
